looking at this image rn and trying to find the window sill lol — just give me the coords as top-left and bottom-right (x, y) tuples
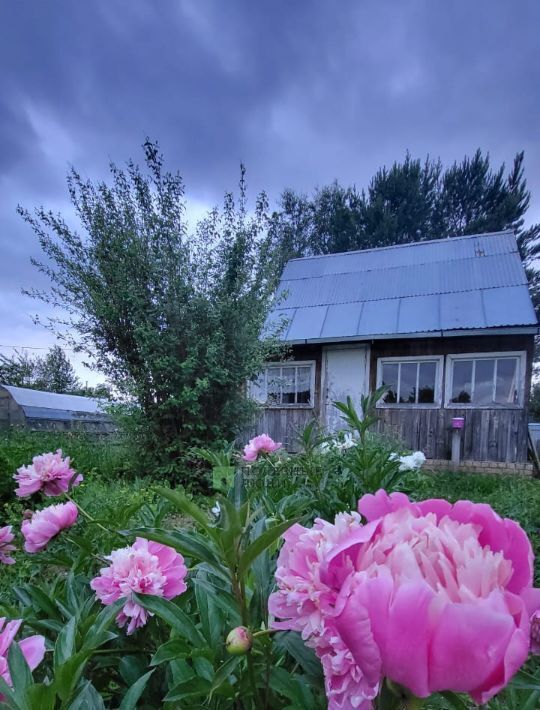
(376, 403), (441, 410)
(261, 404), (315, 410)
(444, 403), (523, 410)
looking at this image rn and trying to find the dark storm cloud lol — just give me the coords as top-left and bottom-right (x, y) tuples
(1, 0), (539, 375)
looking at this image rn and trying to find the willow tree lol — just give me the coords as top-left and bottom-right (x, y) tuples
(19, 142), (282, 477)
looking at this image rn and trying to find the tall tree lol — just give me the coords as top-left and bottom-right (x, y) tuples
(0, 346), (82, 393)
(34, 345), (81, 393)
(20, 142), (282, 476)
(0, 350), (38, 388)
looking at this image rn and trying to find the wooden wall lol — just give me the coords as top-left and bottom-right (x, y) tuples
(369, 334), (534, 463)
(251, 334), (534, 462)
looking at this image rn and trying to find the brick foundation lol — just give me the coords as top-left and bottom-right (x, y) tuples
(426, 459), (535, 477)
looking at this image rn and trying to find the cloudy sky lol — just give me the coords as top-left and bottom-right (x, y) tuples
(1, 0), (539, 384)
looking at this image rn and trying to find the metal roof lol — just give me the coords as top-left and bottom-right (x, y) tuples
(1, 385), (107, 420)
(267, 230), (538, 343)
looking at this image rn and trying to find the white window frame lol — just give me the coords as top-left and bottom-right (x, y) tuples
(249, 360), (316, 409)
(376, 355), (444, 408)
(445, 351), (526, 409)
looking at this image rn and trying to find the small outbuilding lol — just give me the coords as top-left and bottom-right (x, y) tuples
(253, 230), (538, 466)
(0, 384), (113, 433)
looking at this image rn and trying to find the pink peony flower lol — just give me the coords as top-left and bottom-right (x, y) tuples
(0, 526), (16, 565)
(14, 450), (82, 498)
(269, 490), (540, 707)
(242, 434), (282, 462)
(90, 538), (188, 635)
(0, 617), (45, 690)
(21, 502), (78, 553)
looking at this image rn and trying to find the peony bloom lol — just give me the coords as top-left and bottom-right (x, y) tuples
(0, 526), (16, 565)
(14, 450), (82, 498)
(242, 434), (282, 462)
(91, 538), (188, 635)
(0, 618), (45, 690)
(22, 502), (78, 553)
(389, 450), (426, 472)
(270, 490), (540, 707)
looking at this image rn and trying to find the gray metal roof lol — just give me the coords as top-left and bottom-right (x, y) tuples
(267, 230), (538, 343)
(1, 385), (107, 421)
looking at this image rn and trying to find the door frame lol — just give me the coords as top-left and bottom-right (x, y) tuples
(320, 343), (371, 429)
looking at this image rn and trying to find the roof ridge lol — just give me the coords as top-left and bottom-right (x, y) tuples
(285, 229), (515, 264)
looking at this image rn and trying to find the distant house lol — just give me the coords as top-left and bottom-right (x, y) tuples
(0, 385), (113, 433)
(252, 230), (538, 464)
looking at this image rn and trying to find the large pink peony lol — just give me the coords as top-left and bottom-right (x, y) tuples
(22, 501), (78, 553)
(91, 538), (188, 635)
(14, 450), (82, 498)
(242, 434), (282, 462)
(0, 618), (45, 690)
(0, 526), (16, 565)
(269, 490), (540, 708)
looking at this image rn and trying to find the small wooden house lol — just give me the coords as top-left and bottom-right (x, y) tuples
(0, 384), (113, 433)
(252, 230), (538, 464)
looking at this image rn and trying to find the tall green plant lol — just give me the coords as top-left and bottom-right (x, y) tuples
(20, 143), (284, 478)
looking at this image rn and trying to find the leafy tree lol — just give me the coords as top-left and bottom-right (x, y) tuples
(34, 345), (81, 393)
(19, 142), (283, 478)
(0, 346), (82, 394)
(0, 350), (38, 388)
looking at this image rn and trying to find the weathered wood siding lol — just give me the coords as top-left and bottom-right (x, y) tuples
(370, 334), (534, 463)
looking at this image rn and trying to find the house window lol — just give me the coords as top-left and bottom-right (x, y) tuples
(446, 352), (525, 407)
(377, 356), (443, 406)
(250, 362), (315, 407)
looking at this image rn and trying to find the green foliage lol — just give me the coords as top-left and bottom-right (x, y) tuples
(0, 428), (538, 708)
(19, 142), (285, 481)
(0, 345), (82, 394)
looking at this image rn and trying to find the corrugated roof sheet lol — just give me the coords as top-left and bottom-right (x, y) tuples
(267, 230), (538, 342)
(2, 385), (106, 417)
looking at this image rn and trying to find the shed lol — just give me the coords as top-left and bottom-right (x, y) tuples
(253, 230), (538, 464)
(0, 384), (113, 433)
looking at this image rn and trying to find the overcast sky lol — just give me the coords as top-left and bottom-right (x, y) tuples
(1, 0), (539, 385)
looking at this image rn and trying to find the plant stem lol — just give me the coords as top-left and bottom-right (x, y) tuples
(64, 492), (122, 538)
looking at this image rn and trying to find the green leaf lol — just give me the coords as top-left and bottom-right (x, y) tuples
(151, 639), (190, 666)
(239, 518), (298, 574)
(22, 584), (61, 619)
(209, 656), (242, 698)
(191, 576), (240, 624)
(23, 683), (56, 710)
(275, 632), (323, 683)
(164, 677), (212, 702)
(118, 669), (154, 710)
(268, 667), (308, 706)
(438, 691), (470, 709)
(132, 594), (206, 646)
(68, 680), (106, 710)
(53, 650), (93, 702)
(82, 599), (123, 649)
(155, 487), (218, 539)
(54, 616), (77, 669)
(7, 642), (33, 692)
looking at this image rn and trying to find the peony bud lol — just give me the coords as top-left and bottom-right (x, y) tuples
(225, 626), (252, 655)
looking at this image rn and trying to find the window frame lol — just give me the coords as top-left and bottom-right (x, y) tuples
(376, 355), (444, 409)
(250, 360), (316, 409)
(444, 351), (526, 409)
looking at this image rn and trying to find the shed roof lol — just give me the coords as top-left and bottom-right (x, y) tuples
(267, 230), (538, 343)
(1, 385), (108, 421)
